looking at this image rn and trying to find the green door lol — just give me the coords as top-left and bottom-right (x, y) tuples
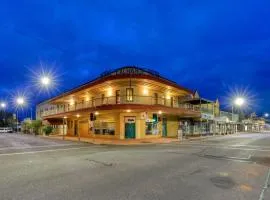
(162, 118), (167, 137)
(125, 118), (136, 139)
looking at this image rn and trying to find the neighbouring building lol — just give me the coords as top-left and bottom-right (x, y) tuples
(241, 113), (266, 132)
(180, 91), (239, 136)
(36, 66), (240, 140)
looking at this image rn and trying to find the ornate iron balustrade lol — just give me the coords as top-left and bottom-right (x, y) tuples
(39, 95), (200, 117)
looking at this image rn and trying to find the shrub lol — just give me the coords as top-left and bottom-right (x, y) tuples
(31, 120), (42, 135)
(43, 126), (53, 136)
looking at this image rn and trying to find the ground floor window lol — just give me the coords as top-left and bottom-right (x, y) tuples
(145, 122), (159, 135)
(93, 120), (115, 135)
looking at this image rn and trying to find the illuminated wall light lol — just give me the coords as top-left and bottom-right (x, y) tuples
(107, 87), (113, 97)
(70, 99), (75, 106)
(127, 109), (131, 113)
(85, 95), (90, 102)
(158, 110), (162, 115)
(95, 111), (99, 115)
(143, 87), (149, 95)
(76, 114), (80, 118)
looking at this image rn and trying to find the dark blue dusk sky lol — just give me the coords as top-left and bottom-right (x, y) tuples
(0, 0), (270, 115)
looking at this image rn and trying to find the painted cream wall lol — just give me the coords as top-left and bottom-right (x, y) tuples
(119, 111), (163, 139)
(52, 125), (67, 135)
(78, 118), (90, 137)
(66, 119), (74, 136)
(166, 116), (179, 137)
(56, 111), (178, 139)
(91, 113), (121, 139)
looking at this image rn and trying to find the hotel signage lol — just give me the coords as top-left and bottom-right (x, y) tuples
(101, 67), (160, 77)
(125, 117), (136, 124)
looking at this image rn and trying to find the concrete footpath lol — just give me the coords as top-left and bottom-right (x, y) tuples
(43, 135), (179, 145)
(43, 134), (231, 145)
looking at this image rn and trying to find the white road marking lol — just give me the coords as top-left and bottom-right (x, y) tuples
(0, 146), (92, 157)
(221, 155), (251, 160)
(179, 144), (270, 152)
(259, 168), (270, 200)
(0, 144), (81, 151)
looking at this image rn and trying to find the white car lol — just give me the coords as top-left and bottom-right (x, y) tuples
(0, 127), (13, 133)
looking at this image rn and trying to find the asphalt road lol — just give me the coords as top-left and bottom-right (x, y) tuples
(0, 133), (270, 200)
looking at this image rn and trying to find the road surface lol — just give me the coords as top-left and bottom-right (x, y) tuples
(0, 133), (270, 200)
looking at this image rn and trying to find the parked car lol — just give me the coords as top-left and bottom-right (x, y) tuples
(0, 127), (13, 133)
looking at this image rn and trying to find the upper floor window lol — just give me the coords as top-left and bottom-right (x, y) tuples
(126, 88), (133, 102)
(101, 94), (105, 104)
(116, 90), (121, 104)
(170, 97), (174, 107)
(178, 96), (182, 107)
(154, 93), (158, 104)
(91, 97), (95, 107)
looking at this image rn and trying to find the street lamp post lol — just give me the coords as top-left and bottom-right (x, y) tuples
(63, 116), (67, 140)
(232, 97), (245, 134)
(1, 102), (7, 126)
(1, 102), (6, 121)
(76, 114), (80, 141)
(16, 97), (25, 132)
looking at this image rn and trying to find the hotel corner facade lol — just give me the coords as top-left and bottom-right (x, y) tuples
(36, 66), (238, 140)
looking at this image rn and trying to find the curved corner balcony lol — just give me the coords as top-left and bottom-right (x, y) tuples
(40, 95), (201, 118)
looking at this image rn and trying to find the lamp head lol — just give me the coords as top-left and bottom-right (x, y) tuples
(234, 97), (245, 106)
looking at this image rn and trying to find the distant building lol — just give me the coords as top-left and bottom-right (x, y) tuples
(241, 113), (266, 132)
(181, 92), (239, 135)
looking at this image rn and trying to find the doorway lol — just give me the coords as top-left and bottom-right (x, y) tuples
(74, 120), (78, 136)
(125, 117), (136, 139)
(162, 118), (167, 137)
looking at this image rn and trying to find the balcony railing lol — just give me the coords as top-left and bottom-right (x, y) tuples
(39, 95), (201, 117)
(200, 107), (214, 115)
(220, 111), (239, 122)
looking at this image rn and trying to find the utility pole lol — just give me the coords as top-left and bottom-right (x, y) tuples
(16, 110), (19, 132)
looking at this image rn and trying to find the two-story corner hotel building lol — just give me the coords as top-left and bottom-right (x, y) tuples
(36, 66), (202, 140)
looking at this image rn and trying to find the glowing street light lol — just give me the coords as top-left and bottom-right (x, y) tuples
(0, 102), (6, 109)
(265, 113), (269, 118)
(0, 102), (7, 124)
(16, 97), (25, 106)
(231, 97), (245, 133)
(15, 97), (26, 132)
(40, 76), (51, 86)
(234, 97), (245, 107)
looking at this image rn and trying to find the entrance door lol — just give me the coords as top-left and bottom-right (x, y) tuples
(74, 120), (78, 136)
(125, 117), (136, 139)
(162, 118), (167, 137)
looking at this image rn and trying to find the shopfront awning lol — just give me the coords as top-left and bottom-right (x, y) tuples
(181, 98), (213, 105)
